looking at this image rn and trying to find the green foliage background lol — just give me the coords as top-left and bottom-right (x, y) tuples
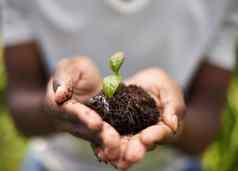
(202, 64), (238, 171)
(0, 48), (28, 171)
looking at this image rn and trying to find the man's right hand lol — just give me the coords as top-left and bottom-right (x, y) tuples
(46, 57), (121, 160)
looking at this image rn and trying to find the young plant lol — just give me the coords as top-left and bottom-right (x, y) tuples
(103, 52), (124, 97)
(87, 52), (159, 135)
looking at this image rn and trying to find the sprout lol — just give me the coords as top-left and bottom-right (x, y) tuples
(103, 52), (124, 97)
(109, 52), (125, 75)
(103, 75), (121, 98)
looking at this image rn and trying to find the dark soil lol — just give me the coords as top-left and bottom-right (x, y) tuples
(86, 84), (160, 135)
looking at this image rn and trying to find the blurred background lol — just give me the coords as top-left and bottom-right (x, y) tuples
(2, 0), (238, 171)
(0, 43), (27, 171)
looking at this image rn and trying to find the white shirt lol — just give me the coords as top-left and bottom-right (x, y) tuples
(3, 0), (238, 170)
(4, 0), (237, 87)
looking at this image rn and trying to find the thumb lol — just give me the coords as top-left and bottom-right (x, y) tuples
(52, 59), (81, 104)
(162, 106), (178, 132)
(52, 79), (74, 104)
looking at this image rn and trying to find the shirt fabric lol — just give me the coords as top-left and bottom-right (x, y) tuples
(2, 0), (238, 171)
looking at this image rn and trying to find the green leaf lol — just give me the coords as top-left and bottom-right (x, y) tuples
(103, 75), (121, 97)
(109, 52), (124, 74)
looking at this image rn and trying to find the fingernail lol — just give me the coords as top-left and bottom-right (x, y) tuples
(53, 79), (61, 93)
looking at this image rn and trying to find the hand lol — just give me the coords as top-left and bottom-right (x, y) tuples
(46, 57), (121, 160)
(94, 68), (186, 170)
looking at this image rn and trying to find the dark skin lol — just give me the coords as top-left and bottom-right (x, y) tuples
(4, 42), (53, 136)
(4, 41), (231, 169)
(176, 62), (231, 153)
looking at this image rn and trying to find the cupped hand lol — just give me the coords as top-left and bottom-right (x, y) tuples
(46, 57), (121, 160)
(94, 68), (186, 170)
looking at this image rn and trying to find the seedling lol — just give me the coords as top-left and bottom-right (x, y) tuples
(87, 52), (160, 135)
(102, 52), (124, 97)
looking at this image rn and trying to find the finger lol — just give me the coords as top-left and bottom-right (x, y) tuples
(54, 57), (102, 104)
(52, 59), (82, 104)
(120, 137), (130, 159)
(71, 57), (102, 93)
(62, 101), (103, 131)
(161, 106), (179, 132)
(124, 135), (146, 164)
(93, 146), (103, 162)
(116, 160), (130, 171)
(127, 69), (186, 132)
(53, 80), (74, 104)
(99, 122), (121, 160)
(112, 137), (130, 170)
(47, 80), (91, 134)
(94, 147), (108, 163)
(140, 123), (172, 147)
(46, 79), (57, 110)
(159, 82), (185, 132)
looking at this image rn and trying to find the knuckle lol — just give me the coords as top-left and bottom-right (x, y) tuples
(104, 147), (120, 160)
(102, 131), (120, 148)
(140, 133), (153, 146)
(88, 117), (103, 131)
(126, 151), (143, 163)
(125, 138), (145, 163)
(104, 136), (119, 149)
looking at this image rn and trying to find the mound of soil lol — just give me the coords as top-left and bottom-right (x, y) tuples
(86, 84), (160, 135)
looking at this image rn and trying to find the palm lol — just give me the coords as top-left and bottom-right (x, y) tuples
(94, 68), (185, 170)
